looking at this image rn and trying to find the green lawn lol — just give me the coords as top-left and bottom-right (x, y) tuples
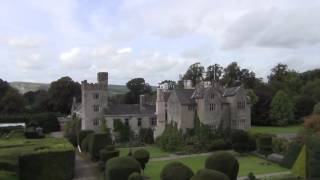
(249, 125), (303, 134)
(143, 154), (288, 180)
(119, 145), (170, 158)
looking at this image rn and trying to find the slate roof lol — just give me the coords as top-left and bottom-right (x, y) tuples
(174, 89), (196, 105)
(223, 86), (241, 97)
(104, 104), (156, 116)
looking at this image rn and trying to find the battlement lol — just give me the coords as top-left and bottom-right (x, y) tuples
(81, 80), (108, 91)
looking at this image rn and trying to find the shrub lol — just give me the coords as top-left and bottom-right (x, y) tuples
(257, 135), (273, 156)
(88, 132), (112, 160)
(78, 130), (94, 146)
(208, 139), (227, 151)
(138, 128), (154, 144)
(64, 118), (81, 146)
(313, 102), (320, 115)
(272, 138), (290, 154)
(231, 130), (251, 153)
(156, 124), (183, 152)
(105, 157), (140, 180)
(190, 169), (229, 180)
(81, 133), (93, 152)
(24, 127), (44, 139)
(280, 143), (302, 168)
(0, 171), (18, 180)
(132, 149), (150, 171)
(303, 115), (320, 134)
(128, 172), (144, 180)
(308, 136), (320, 178)
(160, 162), (194, 180)
(19, 148), (75, 180)
(205, 151), (239, 180)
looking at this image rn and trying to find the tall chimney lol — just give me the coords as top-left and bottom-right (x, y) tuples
(139, 95), (146, 111)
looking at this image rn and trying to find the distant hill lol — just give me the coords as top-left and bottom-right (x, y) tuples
(9, 82), (155, 96)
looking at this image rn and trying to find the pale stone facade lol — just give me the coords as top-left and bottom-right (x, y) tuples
(154, 80), (251, 138)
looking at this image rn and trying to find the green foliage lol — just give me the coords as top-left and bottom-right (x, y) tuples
(183, 62), (204, 86)
(0, 88), (25, 113)
(191, 169), (230, 180)
(48, 76), (81, 114)
(294, 95), (316, 119)
(156, 123), (183, 152)
(78, 130), (94, 147)
(132, 149), (150, 171)
(272, 138), (290, 155)
(113, 119), (133, 143)
(270, 90), (295, 126)
(205, 151), (239, 180)
(313, 102), (320, 115)
(301, 79), (320, 103)
(128, 172), (144, 180)
(81, 133), (93, 152)
(88, 132), (112, 160)
(0, 171), (18, 180)
(247, 89), (258, 105)
(281, 143), (302, 168)
(160, 161), (194, 180)
(105, 157), (141, 180)
(206, 64), (223, 82)
(257, 135), (273, 156)
(231, 130), (254, 153)
(19, 149), (75, 180)
(125, 78), (152, 104)
(291, 145), (307, 178)
(308, 136), (320, 178)
(99, 146), (120, 171)
(138, 128), (154, 144)
(64, 118), (81, 146)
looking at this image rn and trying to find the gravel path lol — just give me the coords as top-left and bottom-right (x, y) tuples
(73, 153), (100, 180)
(150, 152), (212, 162)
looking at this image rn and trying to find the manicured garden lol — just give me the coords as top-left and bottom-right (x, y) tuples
(0, 130), (75, 180)
(249, 125), (302, 134)
(119, 145), (170, 158)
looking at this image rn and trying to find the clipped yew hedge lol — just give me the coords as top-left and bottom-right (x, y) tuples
(78, 130), (94, 146)
(19, 148), (75, 180)
(128, 172), (144, 180)
(281, 144), (302, 168)
(132, 149), (150, 171)
(160, 162), (194, 180)
(105, 157), (141, 180)
(205, 151), (239, 180)
(88, 132), (112, 160)
(191, 169), (230, 180)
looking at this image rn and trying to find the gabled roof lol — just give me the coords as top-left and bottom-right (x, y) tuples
(104, 104), (156, 116)
(174, 89), (196, 105)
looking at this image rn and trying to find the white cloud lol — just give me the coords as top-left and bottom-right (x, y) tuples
(16, 53), (46, 71)
(8, 37), (42, 48)
(116, 47), (132, 54)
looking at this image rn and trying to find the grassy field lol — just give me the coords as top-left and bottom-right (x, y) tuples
(143, 153), (288, 180)
(119, 145), (170, 158)
(249, 125), (303, 134)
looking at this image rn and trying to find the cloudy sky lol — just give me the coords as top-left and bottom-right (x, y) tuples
(1, 0), (320, 85)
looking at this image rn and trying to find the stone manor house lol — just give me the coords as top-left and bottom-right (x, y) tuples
(71, 72), (251, 138)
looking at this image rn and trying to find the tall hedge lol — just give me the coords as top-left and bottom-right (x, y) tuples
(257, 135), (273, 156)
(88, 132), (112, 160)
(105, 157), (140, 180)
(81, 133), (93, 152)
(78, 130), (94, 146)
(191, 169), (230, 180)
(128, 172), (144, 180)
(19, 149), (75, 180)
(160, 162), (194, 180)
(281, 144), (302, 168)
(309, 137), (320, 178)
(205, 152), (239, 180)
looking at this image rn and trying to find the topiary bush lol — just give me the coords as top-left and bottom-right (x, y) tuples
(190, 169), (230, 180)
(160, 161), (194, 180)
(78, 130), (94, 146)
(105, 157), (140, 180)
(205, 151), (239, 180)
(257, 135), (273, 157)
(308, 136), (320, 178)
(88, 132), (112, 160)
(231, 130), (250, 153)
(99, 146), (120, 171)
(128, 172), (144, 180)
(81, 133), (93, 152)
(132, 149), (150, 171)
(280, 143), (302, 168)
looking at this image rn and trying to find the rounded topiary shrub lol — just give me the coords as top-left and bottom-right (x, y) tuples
(100, 149), (120, 162)
(257, 135), (273, 157)
(105, 157), (141, 180)
(205, 151), (239, 180)
(160, 162), (194, 180)
(190, 169), (230, 180)
(132, 149), (150, 171)
(128, 172), (144, 180)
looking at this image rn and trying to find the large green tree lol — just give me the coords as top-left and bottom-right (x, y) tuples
(183, 62), (204, 86)
(270, 90), (295, 126)
(125, 78), (152, 104)
(0, 88), (25, 113)
(206, 63), (223, 82)
(0, 79), (10, 99)
(301, 79), (320, 103)
(48, 77), (81, 114)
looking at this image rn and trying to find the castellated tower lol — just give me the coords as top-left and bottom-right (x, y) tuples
(154, 84), (170, 138)
(81, 72), (108, 131)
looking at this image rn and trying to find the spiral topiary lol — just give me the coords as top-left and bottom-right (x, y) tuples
(128, 172), (144, 180)
(105, 157), (140, 180)
(132, 149), (150, 171)
(190, 169), (230, 180)
(160, 162), (194, 180)
(205, 151), (239, 180)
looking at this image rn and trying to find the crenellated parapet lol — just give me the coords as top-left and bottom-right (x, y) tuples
(81, 80), (108, 91)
